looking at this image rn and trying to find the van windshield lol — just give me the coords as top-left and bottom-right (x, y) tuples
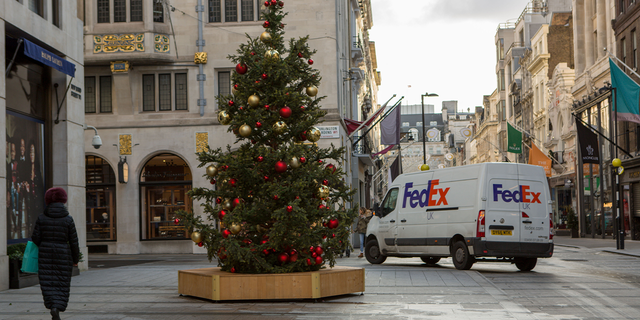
(381, 188), (399, 217)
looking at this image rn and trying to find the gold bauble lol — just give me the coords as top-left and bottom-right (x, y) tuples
(260, 31), (272, 43)
(239, 124), (252, 137)
(191, 231), (202, 243)
(232, 87), (239, 96)
(256, 224), (265, 233)
(420, 164), (430, 171)
(306, 86), (318, 97)
(307, 127), (321, 142)
(230, 223), (242, 234)
(248, 94), (261, 107)
(318, 186), (330, 198)
(289, 157), (301, 169)
(223, 199), (233, 210)
(218, 110), (232, 125)
(265, 49), (280, 60)
(206, 165), (218, 177)
(273, 121), (288, 134)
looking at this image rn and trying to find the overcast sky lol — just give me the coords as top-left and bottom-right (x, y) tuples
(369, 0), (532, 112)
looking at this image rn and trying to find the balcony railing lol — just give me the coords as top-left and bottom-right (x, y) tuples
(352, 134), (373, 155)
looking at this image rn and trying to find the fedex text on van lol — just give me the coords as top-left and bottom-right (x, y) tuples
(493, 184), (541, 203)
(402, 180), (449, 208)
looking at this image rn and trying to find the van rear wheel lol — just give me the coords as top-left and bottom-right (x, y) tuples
(420, 257), (441, 265)
(451, 241), (475, 270)
(365, 238), (387, 264)
(514, 257), (537, 271)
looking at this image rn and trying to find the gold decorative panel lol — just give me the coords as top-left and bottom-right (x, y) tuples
(110, 61), (130, 72)
(94, 34), (145, 53)
(194, 52), (208, 64)
(196, 132), (209, 153)
(119, 134), (132, 155)
(154, 34), (170, 53)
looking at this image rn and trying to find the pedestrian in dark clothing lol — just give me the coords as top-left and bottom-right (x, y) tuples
(31, 187), (79, 320)
(354, 207), (372, 258)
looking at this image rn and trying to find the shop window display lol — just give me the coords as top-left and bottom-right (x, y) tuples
(86, 155), (117, 241)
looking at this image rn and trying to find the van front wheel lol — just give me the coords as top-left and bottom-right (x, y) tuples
(451, 241), (475, 270)
(365, 239), (387, 264)
(514, 257), (537, 271)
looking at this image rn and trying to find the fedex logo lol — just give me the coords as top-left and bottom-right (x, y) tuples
(493, 184), (541, 203)
(402, 180), (450, 208)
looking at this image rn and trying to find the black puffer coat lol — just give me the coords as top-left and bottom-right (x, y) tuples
(31, 203), (80, 312)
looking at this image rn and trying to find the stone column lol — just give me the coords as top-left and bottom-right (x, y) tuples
(584, 0), (594, 67)
(574, 0), (585, 75)
(596, 0), (607, 60)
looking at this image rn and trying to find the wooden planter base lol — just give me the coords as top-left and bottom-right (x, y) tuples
(178, 266), (364, 301)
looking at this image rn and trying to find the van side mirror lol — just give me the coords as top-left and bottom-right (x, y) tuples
(373, 203), (380, 215)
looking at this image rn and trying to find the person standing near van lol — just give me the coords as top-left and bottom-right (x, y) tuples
(31, 187), (80, 320)
(354, 207), (372, 258)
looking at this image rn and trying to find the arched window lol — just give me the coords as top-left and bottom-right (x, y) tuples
(86, 155), (117, 241)
(140, 153), (192, 240)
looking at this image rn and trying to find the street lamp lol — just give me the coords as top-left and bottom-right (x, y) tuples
(421, 92), (439, 164)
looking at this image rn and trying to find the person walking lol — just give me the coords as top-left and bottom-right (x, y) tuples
(354, 207), (372, 258)
(31, 187), (79, 320)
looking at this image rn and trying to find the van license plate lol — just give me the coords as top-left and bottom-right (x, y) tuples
(491, 230), (512, 236)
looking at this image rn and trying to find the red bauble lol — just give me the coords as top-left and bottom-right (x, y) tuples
(275, 161), (287, 173)
(270, 0), (277, 5)
(216, 197), (223, 204)
(326, 164), (337, 173)
(229, 178), (237, 187)
(300, 105), (306, 110)
(311, 252), (317, 258)
(279, 106), (292, 118)
(228, 100), (234, 106)
(198, 242), (204, 247)
(234, 84), (239, 90)
(322, 235), (327, 239)
(273, 195), (279, 200)
(278, 1), (284, 7)
(286, 205), (293, 212)
(328, 218), (339, 229)
(222, 229), (231, 238)
(299, 131), (307, 141)
(308, 59), (314, 65)
(300, 157), (306, 163)
(315, 246), (324, 255)
(264, 104), (270, 110)
(263, 21), (270, 28)
(295, 196), (300, 199)
(264, 176), (269, 181)
(218, 210), (227, 220)
(298, 52), (303, 58)
(251, 51), (256, 55)
(309, 246), (315, 252)
(235, 63), (247, 74)
(210, 179), (216, 185)
(280, 23), (284, 28)
(230, 267), (236, 273)
(332, 233), (336, 238)
(318, 160), (323, 164)
(264, 0), (269, 6)
(289, 253), (298, 263)
(318, 204), (326, 209)
(233, 198), (241, 208)
(278, 253), (289, 263)
(255, 80), (260, 84)
(174, 218), (180, 225)
(314, 256), (323, 265)
(322, 179), (329, 186)
(262, 73), (268, 79)
(256, 121), (262, 128)
(307, 258), (313, 266)
(263, 249), (270, 255)
(239, 106), (244, 111)
(257, 156), (264, 162)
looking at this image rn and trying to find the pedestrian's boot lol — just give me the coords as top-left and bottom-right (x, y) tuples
(358, 253), (363, 258)
(51, 308), (61, 320)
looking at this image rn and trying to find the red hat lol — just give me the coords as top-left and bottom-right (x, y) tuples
(45, 187), (67, 205)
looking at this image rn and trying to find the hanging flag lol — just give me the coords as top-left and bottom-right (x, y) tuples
(576, 119), (600, 164)
(507, 123), (522, 154)
(381, 103), (401, 145)
(610, 58), (640, 124)
(528, 142), (551, 177)
(373, 144), (396, 157)
(389, 154), (402, 182)
(344, 105), (387, 136)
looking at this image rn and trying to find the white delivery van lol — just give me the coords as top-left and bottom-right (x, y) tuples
(366, 163), (554, 271)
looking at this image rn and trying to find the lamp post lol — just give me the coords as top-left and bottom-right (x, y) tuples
(421, 92), (439, 164)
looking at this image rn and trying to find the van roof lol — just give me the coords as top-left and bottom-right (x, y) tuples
(395, 163), (545, 180)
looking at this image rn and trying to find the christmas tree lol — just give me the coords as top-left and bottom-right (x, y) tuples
(177, 0), (357, 274)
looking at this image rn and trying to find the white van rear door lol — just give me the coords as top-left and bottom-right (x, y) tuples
(518, 179), (549, 243)
(487, 179), (520, 242)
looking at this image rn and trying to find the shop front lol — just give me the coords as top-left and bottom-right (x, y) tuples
(618, 157), (640, 240)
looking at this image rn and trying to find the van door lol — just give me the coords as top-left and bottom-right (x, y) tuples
(396, 173), (433, 255)
(487, 179), (520, 244)
(518, 179), (549, 243)
(376, 187), (400, 254)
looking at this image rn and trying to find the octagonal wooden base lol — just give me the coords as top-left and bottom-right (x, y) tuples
(178, 266), (364, 301)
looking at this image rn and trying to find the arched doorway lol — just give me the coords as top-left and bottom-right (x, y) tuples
(140, 153), (192, 240)
(86, 155), (117, 241)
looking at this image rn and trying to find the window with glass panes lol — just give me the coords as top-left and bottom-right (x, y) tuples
(143, 74), (155, 111)
(218, 71), (231, 96)
(241, 0), (253, 21)
(98, 0), (110, 23)
(175, 73), (188, 110)
(153, 2), (164, 22)
(52, 0), (61, 28)
(143, 73), (188, 112)
(131, 0), (143, 21)
(209, 0), (266, 22)
(85, 77), (96, 113)
(114, 0), (126, 22)
(633, 30), (637, 69)
(159, 74), (172, 111)
(100, 76), (112, 113)
(225, 0), (238, 21)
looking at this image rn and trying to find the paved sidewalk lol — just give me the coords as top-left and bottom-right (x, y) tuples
(553, 235), (640, 257)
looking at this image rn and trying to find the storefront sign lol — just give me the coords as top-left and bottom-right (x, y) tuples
(317, 126), (339, 138)
(70, 84), (81, 99)
(22, 39), (76, 77)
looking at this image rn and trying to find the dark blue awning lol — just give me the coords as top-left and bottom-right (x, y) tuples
(22, 39), (76, 77)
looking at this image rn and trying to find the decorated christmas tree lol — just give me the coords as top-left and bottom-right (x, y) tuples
(177, 0), (357, 274)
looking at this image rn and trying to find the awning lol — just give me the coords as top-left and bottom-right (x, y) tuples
(23, 39), (76, 77)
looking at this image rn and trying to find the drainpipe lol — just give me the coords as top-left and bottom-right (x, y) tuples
(196, 0), (206, 116)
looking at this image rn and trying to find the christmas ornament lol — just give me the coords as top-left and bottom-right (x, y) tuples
(275, 161), (287, 173)
(307, 127), (321, 142)
(332, 234), (335, 238)
(420, 164), (429, 171)
(263, 21), (270, 28)
(257, 156), (264, 162)
(315, 256), (323, 265)
(261, 73), (268, 79)
(260, 32), (272, 43)
(264, 176), (269, 181)
(264, 0), (269, 6)
(264, 104), (270, 110)
(328, 218), (339, 229)
(235, 63), (247, 74)
(232, 87), (239, 96)
(232, 198), (241, 208)
(318, 204), (326, 210)
(223, 199), (233, 210)
(230, 267), (236, 273)
(174, 218), (180, 225)
(315, 246), (324, 255)
(273, 121), (287, 134)
(228, 100), (235, 106)
(263, 249), (270, 255)
(248, 95), (260, 107)
(298, 52), (303, 58)
(218, 110), (232, 125)
(278, 1), (284, 6)
(322, 235), (327, 239)
(273, 195), (279, 200)
(307, 258), (312, 266)
(256, 121), (262, 128)
(230, 223), (242, 234)
(251, 51), (256, 55)
(306, 86), (318, 97)
(239, 124), (252, 137)
(278, 253), (289, 263)
(229, 178), (238, 187)
(210, 179), (216, 185)
(218, 210), (226, 220)
(265, 49), (280, 60)
(222, 229), (231, 238)
(300, 105), (305, 110)
(286, 206), (293, 212)
(270, 0), (277, 6)
(298, 131), (307, 141)
(289, 253), (298, 263)
(308, 59), (314, 65)
(325, 163), (336, 173)
(198, 242), (204, 247)
(322, 179), (329, 186)
(234, 83), (239, 90)
(206, 165), (218, 177)
(300, 157), (306, 163)
(216, 197), (223, 204)
(289, 157), (300, 168)
(191, 231), (202, 243)
(279, 106), (292, 118)
(318, 186), (330, 198)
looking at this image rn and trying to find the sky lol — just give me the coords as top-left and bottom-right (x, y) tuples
(369, 0), (532, 113)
